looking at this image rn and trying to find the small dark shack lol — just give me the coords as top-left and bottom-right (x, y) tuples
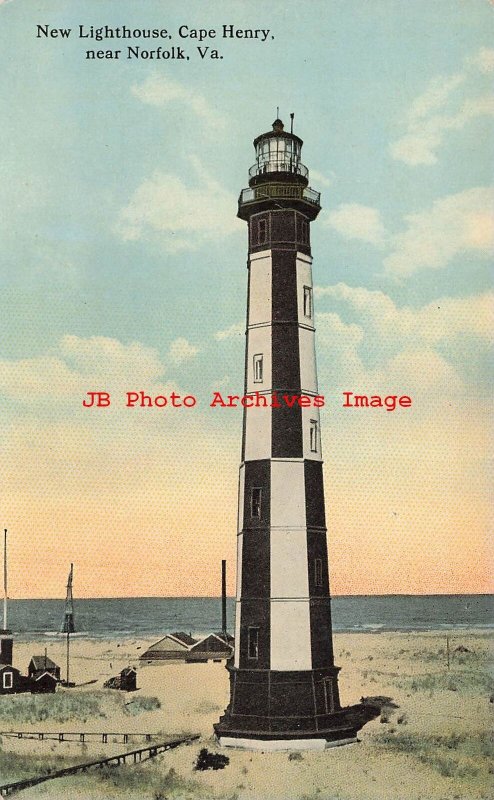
(140, 632), (197, 661)
(28, 655), (61, 682)
(186, 633), (233, 663)
(30, 671), (57, 694)
(0, 664), (24, 694)
(104, 666), (137, 691)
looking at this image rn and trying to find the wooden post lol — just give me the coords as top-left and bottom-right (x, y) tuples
(3, 530), (7, 632)
(221, 560), (227, 638)
(66, 626), (70, 686)
(446, 635), (450, 670)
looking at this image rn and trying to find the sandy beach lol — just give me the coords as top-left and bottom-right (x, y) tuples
(0, 630), (491, 800)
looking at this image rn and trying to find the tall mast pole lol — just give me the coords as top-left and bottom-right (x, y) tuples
(221, 560), (227, 639)
(66, 620), (70, 686)
(3, 529), (7, 631)
(64, 562), (74, 686)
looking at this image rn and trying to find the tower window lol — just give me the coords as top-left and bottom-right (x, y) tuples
(315, 558), (323, 587)
(257, 218), (267, 244)
(300, 219), (309, 244)
(310, 419), (319, 452)
(248, 627), (259, 660)
(303, 286), (313, 318)
(253, 354), (263, 383)
(251, 487), (262, 518)
(3, 671), (13, 690)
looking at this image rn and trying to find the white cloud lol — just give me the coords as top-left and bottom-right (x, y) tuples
(131, 74), (225, 132)
(313, 283), (493, 410)
(390, 50), (494, 166)
(390, 128), (441, 167)
(117, 159), (241, 251)
(321, 186), (493, 276)
(385, 348), (462, 393)
(0, 336), (167, 403)
(310, 169), (334, 188)
(315, 282), (493, 347)
(316, 317), (465, 403)
(468, 47), (494, 74)
(168, 337), (199, 365)
(0, 356), (80, 401)
(324, 203), (387, 246)
(316, 312), (368, 387)
(391, 94), (494, 166)
(383, 186), (494, 275)
(60, 335), (164, 384)
(407, 73), (465, 123)
(214, 321), (244, 341)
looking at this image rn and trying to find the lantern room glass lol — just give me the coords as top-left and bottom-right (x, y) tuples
(254, 136), (302, 175)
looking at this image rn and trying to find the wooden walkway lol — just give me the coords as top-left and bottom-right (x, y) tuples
(0, 730), (160, 744)
(0, 733), (200, 797)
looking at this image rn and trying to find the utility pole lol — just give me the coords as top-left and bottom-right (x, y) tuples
(3, 529), (7, 631)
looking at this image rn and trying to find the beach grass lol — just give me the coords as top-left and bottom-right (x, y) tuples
(0, 690), (162, 726)
(0, 748), (79, 784)
(0, 752), (225, 799)
(360, 639), (493, 697)
(123, 696), (161, 715)
(376, 730), (493, 782)
(406, 670), (493, 694)
(0, 691), (111, 725)
(95, 764), (203, 799)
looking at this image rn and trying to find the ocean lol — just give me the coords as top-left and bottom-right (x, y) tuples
(6, 595), (493, 640)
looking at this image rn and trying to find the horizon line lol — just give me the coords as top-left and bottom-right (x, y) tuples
(9, 592), (494, 602)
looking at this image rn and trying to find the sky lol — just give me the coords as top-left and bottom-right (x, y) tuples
(0, 0), (492, 598)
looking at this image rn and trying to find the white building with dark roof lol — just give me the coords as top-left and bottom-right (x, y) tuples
(140, 632), (197, 661)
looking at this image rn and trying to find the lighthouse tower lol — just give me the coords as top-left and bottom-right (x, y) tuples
(215, 118), (374, 749)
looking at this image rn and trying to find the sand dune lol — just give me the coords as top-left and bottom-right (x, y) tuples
(0, 630), (491, 799)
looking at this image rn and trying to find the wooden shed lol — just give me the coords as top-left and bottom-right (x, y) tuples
(104, 666), (137, 691)
(0, 664), (25, 694)
(28, 655), (61, 682)
(140, 632), (197, 661)
(186, 633), (233, 663)
(30, 670), (58, 694)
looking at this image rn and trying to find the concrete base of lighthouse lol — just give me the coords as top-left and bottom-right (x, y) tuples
(214, 663), (379, 750)
(218, 735), (358, 751)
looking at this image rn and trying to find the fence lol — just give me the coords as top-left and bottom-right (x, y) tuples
(0, 733), (200, 797)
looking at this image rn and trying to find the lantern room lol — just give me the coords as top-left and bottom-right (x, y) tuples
(238, 117), (320, 222)
(250, 118), (306, 181)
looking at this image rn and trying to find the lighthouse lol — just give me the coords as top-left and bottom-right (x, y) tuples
(215, 118), (375, 749)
